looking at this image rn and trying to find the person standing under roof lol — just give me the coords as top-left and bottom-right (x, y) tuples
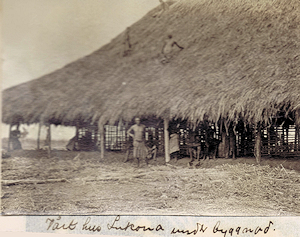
(10, 129), (22, 150)
(127, 117), (148, 167)
(168, 121), (180, 161)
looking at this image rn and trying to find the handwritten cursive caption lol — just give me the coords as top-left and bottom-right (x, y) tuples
(44, 215), (275, 236)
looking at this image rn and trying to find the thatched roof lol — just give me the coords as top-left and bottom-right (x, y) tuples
(3, 0), (300, 127)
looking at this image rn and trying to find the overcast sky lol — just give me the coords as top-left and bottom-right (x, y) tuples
(2, 0), (159, 89)
(2, 0), (159, 141)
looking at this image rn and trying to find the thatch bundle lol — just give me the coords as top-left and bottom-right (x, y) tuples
(3, 0), (300, 127)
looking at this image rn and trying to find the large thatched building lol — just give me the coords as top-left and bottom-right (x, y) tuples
(3, 0), (300, 162)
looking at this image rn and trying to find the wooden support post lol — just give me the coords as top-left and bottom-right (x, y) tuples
(286, 127), (289, 152)
(116, 122), (119, 150)
(99, 123), (105, 160)
(229, 126), (236, 159)
(75, 124), (79, 139)
(124, 121), (129, 154)
(37, 122), (42, 150)
(225, 134), (230, 159)
(164, 118), (170, 163)
(155, 127), (159, 148)
(255, 124), (262, 164)
(267, 127), (271, 155)
(218, 121), (230, 158)
(241, 129), (246, 156)
(48, 124), (52, 151)
(7, 124), (12, 152)
(75, 124), (79, 150)
(218, 129), (227, 158)
(298, 125), (300, 151)
(45, 124), (51, 157)
(275, 126), (278, 155)
(295, 126), (299, 152)
(282, 128), (285, 152)
(94, 127), (98, 150)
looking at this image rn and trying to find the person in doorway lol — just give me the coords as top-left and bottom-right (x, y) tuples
(127, 117), (148, 167)
(66, 136), (77, 151)
(168, 122), (180, 161)
(146, 130), (158, 161)
(10, 129), (22, 150)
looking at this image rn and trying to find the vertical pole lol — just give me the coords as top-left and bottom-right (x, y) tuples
(282, 128), (285, 152)
(7, 124), (12, 152)
(46, 124), (52, 158)
(222, 130), (227, 158)
(275, 126), (278, 155)
(241, 128), (246, 156)
(124, 121), (128, 151)
(295, 125), (299, 152)
(37, 122), (42, 150)
(298, 125), (300, 152)
(219, 129), (227, 158)
(98, 121), (105, 159)
(218, 121), (231, 158)
(267, 127), (271, 155)
(286, 127), (289, 152)
(255, 124), (262, 164)
(245, 125), (250, 156)
(45, 123), (51, 158)
(116, 122), (119, 150)
(75, 124), (79, 150)
(223, 123), (230, 159)
(229, 126), (236, 159)
(164, 118), (170, 163)
(48, 124), (52, 151)
(225, 135), (230, 159)
(286, 127), (289, 142)
(155, 127), (159, 152)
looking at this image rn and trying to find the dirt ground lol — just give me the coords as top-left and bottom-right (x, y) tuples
(1, 149), (300, 216)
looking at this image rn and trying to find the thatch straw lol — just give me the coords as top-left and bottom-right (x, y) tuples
(2, 0), (300, 126)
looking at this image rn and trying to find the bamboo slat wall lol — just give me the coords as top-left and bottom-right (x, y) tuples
(104, 124), (164, 152)
(236, 125), (255, 157)
(77, 125), (99, 151)
(70, 120), (300, 159)
(104, 125), (126, 151)
(261, 125), (300, 157)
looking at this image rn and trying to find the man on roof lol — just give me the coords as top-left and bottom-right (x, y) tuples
(127, 117), (148, 167)
(161, 34), (184, 63)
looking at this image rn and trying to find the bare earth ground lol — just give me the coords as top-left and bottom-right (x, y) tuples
(1, 149), (300, 216)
